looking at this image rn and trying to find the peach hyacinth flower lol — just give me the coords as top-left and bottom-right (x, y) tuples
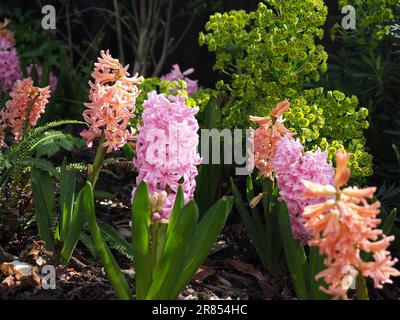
(0, 78), (51, 144)
(302, 150), (400, 299)
(80, 50), (144, 153)
(0, 18), (15, 46)
(250, 100), (293, 179)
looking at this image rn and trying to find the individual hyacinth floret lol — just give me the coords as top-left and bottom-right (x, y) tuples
(0, 78), (51, 142)
(302, 150), (400, 299)
(80, 50), (144, 153)
(271, 135), (335, 241)
(161, 64), (199, 95)
(132, 91), (202, 222)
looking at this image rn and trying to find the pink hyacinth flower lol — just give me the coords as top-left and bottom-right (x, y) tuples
(161, 64), (199, 95)
(133, 91), (202, 221)
(271, 135), (335, 241)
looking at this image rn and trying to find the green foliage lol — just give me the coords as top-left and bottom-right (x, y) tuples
(195, 95), (223, 214)
(231, 177), (283, 272)
(200, 0), (372, 178)
(131, 182), (232, 300)
(84, 182), (132, 300)
(96, 219), (133, 262)
(232, 176), (328, 299)
(31, 165), (87, 264)
(0, 4), (65, 69)
(326, 1), (400, 179)
(35, 134), (85, 158)
(0, 120), (84, 191)
(333, 0), (399, 45)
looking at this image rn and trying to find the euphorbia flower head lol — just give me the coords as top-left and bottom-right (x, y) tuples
(302, 150), (400, 299)
(132, 91), (202, 222)
(161, 64), (199, 95)
(250, 100), (293, 179)
(80, 50), (144, 153)
(0, 78), (51, 141)
(272, 135), (334, 240)
(26, 64), (58, 93)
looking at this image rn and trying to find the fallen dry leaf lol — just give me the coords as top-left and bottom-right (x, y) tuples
(192, 267), (216, 284)
(228, 259), (274, 299)
(228, 259), (264, 281)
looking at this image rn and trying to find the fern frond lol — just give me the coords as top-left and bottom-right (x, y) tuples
(28, 120), (85, 139)
(97, 219), (134, 262)
(79, 232), (98, 259)
(2, 131), (65, 187)
(0, 120), (85, 190)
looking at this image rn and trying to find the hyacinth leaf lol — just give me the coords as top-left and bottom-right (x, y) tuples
(122, 143), (136, 159)
(246, 176), (267, 245)
(132, 181), (152, 300)
(195, 97), (222, 214)
(31, 166), (55, 251)
(147, 201), (199, 300)
(263, 182), (284, 272)
(172, 196), (233, 298)
(166, 185), (185, 239)
(278, 201), (308, 300)
(380, 207), (400, 248)
(382, 208), (397, 235)
(60, 182), (89, 264)
(59, 160), (76, 241)
(231, 177), (269, 270)
(309, 247), (329, 300)
(84, 182), (131, 300)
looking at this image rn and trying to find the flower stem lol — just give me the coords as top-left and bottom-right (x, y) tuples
(151, 221), (160, 269)
(356, 273), (369, 300)
(88, 135), (106, 189)
(22, 93), (39, 138)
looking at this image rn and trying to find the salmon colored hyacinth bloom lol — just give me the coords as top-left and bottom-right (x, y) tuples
(0, 78), (51, 143)
(302, 150), (400, 299)
(250, 100), (293, 179)
(80, 50), (144, 153)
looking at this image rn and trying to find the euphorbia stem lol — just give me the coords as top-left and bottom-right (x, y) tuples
(356, 273), (369, 300)
(88, 135), (106, 189)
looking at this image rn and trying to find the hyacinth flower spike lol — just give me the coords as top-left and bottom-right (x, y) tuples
(302, 150), (400, 300)
(80, 50), (144, 187)
(248, 100), (293, 210)
(249, 99), (293, 180)
(0, 78), (51, 146)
